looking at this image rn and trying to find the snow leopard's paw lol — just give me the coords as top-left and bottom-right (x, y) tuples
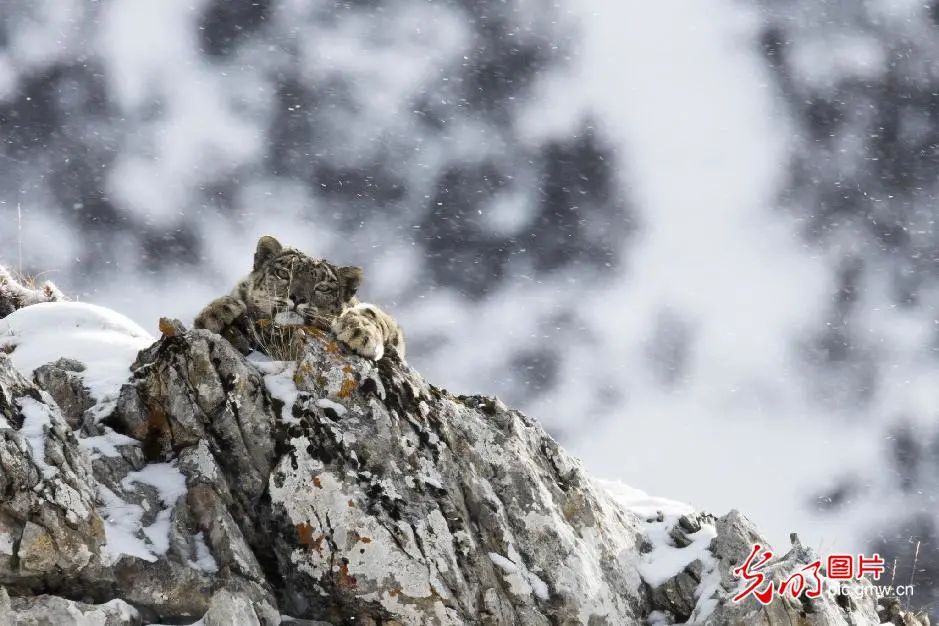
(194, 296), (246, 334)
(332, 308), (384, 361)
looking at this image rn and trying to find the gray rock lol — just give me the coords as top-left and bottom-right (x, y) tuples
(0, 321), (925, 625)
(112, 330), (276, 523)
(33, 357), (94, 429)
(97, 330), (280, 622)
(0, 355), (104, 587)
(648, 512), (885, 625)
(202, 589), (276, 626)
(0, 587), (140, 625)
(263, 334), (648, 623)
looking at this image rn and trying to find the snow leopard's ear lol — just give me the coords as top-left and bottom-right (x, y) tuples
(254, 235), (283, 270)
(338, 266), (363, 301)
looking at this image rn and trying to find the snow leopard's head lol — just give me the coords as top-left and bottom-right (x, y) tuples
(244, 235), (362, 325)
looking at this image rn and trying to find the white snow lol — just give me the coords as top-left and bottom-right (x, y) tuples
(250, 354), (300, 424)
(121, 462), (188, 506)
(636, 518), (717, 588)
(15, 396), (56, 479)
(78, 427), (140, 459)
(598, 479), (695, 520)
(98, 484), (156, 564)
(0, 302), (154, 421)
(101, 462), (188, 561)
(99, 600), (141, 624)
(0, 303), (203, 568)
(688, 564), (722, 624)
(188, 531), (219, 573)
(488, 552), (550, 601)
(0, 266), (63, 306)
(99, 0), (263, 228)
(600, 479), (720, 621)
(100, 467), (215, 572)
(316, 398), (347, 417)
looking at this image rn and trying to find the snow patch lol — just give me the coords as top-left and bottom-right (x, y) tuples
(637, 519), (717, 588)
(316, 397), (347, 417)
(100, 462), (188, 562)
(489, 552), (550, 601)
(78, 427), (139, 459)
(99, 600), (140, 623)
(250, 355), (300, 424)
(188, 531), (218, 573)
(600, 479), (720, 622)
(0, 302), (154, 420)
(16, 396), (56, 479)
(121, 462), (188, 505)
(98, 484), (156, 564)
(598, 479), (694, 519)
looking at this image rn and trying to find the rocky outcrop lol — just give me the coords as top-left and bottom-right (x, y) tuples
(34, 358), (94, 429)
(0, 357), (104, 588)
(0, 302), (920, 624)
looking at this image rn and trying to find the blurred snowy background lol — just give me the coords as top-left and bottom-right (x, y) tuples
(1, 0), (937, 613)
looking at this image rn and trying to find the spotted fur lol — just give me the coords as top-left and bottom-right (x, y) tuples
(194, 235), (405, 360)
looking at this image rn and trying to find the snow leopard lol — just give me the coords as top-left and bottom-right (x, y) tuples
(194, 235), (405, 361)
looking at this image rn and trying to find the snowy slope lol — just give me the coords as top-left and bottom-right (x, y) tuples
(0, 301), (154, 419)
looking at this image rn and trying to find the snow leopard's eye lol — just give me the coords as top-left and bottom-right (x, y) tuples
(275, 268), (290, 279)
(315, 283), (333, 293)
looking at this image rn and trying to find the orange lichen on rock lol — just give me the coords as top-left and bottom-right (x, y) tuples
(338, 377), (357, 399)
(338, 562), (357, 588)
(158, 318), (177, 337)
(293, 360), (316, 385)
(296, 524), (326, 553)
(296, 522), (316, 545)
(147, 406), (168, 431)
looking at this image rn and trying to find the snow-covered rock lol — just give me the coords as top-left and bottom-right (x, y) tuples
(0, 301), (154, 422)
(0, 267), (64, 319)
(0, 296), (912, 624)
(0, 587), (140, 626)
(0, 355), (104, 585)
